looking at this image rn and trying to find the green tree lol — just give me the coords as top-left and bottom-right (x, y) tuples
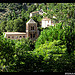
(35, 22), (75, 55)
(35, 23), (64, 48)
(36, 3), (75, 54)
(33, 40), (67, 72)
(6, 20), (14, 32)
(12, 38), (35, 72)
(21, 8), (26, 20)
(0, 21), (7, 32)
(13, 18), (24, 32)
(7, 12), (12, 21)
(15, 38), (32, 53)
(12, 10), (17, 20)
(0, 35), (15, 72)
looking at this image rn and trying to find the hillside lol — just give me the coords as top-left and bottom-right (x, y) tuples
(0, 3), (44, 32)
(0, 3), (26, 21)
(0, 3), (75, 72)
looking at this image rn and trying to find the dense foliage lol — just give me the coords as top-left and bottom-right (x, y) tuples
(0, 34), (34, 72)
(33, 40), (75, 72)
(0, 3), (75, 72)
(0, 3), (41, 32)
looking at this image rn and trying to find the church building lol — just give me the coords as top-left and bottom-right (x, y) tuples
(26, 18), (39, 41)
(4, 18), (39, 41)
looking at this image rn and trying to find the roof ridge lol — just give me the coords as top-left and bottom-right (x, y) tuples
(42, 17), (50, 20)
(27, 18), (36, 24)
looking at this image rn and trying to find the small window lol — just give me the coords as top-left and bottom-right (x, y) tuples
(12, 36), (14, 38)
(23, 36), (25, 38)
(31, 27), (33, 30)
(33, 26), (34, 30)
(33, 34), (35, 38)
(8, 36), (10, 38)
(19, 36), (22, 38)
(30, 34), (32, 38)
(31, 26), (34, 30)
(47, 25), (49, 26)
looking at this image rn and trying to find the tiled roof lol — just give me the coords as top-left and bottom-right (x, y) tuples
(4, 32), (26, 34)
(27, 18), (36, 24)
(31, 11), (39, 13)
(42, 17), (51, 21)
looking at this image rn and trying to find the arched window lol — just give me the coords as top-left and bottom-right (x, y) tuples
(30, 34), (32, 38)
(23, 36), (25, 38)
(31, 27), (33, 30)
(19, 36), (22, 38)
(31, 26), (34, 30)
(33, 34), (35, 38)
(47, 25), (49, 26)
(33, 26), (34, 30)
(12, 36), (14, 38)
(8, 36), (10, 38)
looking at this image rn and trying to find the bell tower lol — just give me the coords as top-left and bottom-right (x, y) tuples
(26, 18), (38, 41)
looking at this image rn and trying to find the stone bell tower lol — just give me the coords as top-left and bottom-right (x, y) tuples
(26, 18), (38, 41)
